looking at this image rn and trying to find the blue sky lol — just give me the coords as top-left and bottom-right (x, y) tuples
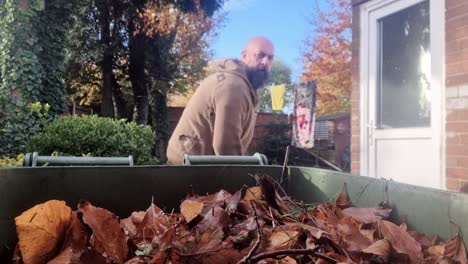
(211, 0), (316, 82)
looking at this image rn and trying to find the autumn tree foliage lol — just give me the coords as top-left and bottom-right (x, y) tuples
(65, 0), (223, 161)
(302, 0), (352, 115)
(136, 0), (224, 161)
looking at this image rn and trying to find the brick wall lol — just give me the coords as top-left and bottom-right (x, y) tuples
(445, 0), (468, 191)
(350, 3), (361, 175)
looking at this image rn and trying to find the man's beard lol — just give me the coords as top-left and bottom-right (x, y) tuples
(246, 66), (271, 91)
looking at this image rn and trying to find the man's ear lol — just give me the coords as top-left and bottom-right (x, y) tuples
(241, 50), (247, 61)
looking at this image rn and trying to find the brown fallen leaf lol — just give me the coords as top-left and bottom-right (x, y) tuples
(444, 232), (468, 264)
(244, 186), (263, 201)
(315, 252), (352, 264)
(62, 212), (88, 251)
(231, 229), (252, 249)
(78, 200), (128, 263)
(425, 245), (444, 259)
(187, 245), (248, 264)
(180, 200), (203, 223)
(362, 239), (392, 263)
(149, 251), (169, 264)
(157, 227), (177, 251)
(267, 229), (299, 250)
(77, 250), (108, 264)
(337, 217), (373, 252)
(278, 256), (297, 264)
(121, 211), (146, 239)
(310, 203), (342, 226)
(173, 225), (225, 256)
(255, 173), (290, 215)
(359, 223), (377, 241)
(15, 200), (72, 264)
(121, 216), (138, 239)
(342, 207), (391, 224)
(136, 203), (171, 245)
(378, 220), (423, 262)
(226, 189), (242, 215)
(13, 244), (22, 264)
(47, 212), (89, 264)
(408, 230), (440, 248)
(285, 222), (326, 240)
(191, 190), (232, 211)
(196, 206), (229, 233)
(261, 256), (298, 264)
(336, 192), (350, 209)
(131, 211), (146, 225)
(124, 257), (149, 264)
(47, 247), (74, 264)
(194, 226), (225, 254)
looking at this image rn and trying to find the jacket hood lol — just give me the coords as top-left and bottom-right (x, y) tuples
(210, 59), (251, 85)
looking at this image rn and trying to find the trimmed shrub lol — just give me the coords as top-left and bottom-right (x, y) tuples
(28, 115), (154, 163)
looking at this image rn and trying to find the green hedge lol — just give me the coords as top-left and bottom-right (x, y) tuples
(28, 115), (154, 163)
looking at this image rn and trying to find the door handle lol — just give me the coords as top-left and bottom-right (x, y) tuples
(367, 121), (375, 147)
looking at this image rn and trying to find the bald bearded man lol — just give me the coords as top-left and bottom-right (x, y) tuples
(167, 37), (275, 165)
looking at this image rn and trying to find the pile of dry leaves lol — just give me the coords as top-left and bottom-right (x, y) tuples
(13, 174), (468, 264)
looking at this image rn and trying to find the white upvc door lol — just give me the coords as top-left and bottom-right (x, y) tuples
(359, 0), (445, 188)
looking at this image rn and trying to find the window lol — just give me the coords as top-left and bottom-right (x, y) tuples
(377, 1), (431, 129)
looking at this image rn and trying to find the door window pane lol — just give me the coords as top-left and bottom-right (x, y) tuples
(377, 1), (430, 129)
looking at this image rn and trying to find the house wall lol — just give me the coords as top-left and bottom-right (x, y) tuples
(445, 0), (468, 190)
(351, 0), (468, 190)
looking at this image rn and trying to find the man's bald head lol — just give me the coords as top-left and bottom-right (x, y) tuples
(241, 37), (275, 90)
(244, 37), (274, 54)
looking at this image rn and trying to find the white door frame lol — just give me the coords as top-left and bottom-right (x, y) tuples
(359, 0), (445, 187)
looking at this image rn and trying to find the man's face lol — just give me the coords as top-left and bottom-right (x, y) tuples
(242, 40), (275, 90)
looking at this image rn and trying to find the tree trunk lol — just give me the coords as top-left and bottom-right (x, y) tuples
(112, 75), (128, 119)
(128, 18), (148, 124)
(98, 0), (114, 118)
(111, 0), (127, 120)
(151, 89), (168, 162)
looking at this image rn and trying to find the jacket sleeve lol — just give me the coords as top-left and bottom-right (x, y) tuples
(212, 79), (250, 155)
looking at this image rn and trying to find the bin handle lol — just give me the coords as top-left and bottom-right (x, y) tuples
(183, 153), (268, 166)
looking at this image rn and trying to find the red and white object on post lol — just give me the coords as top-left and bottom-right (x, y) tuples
(291, 81), (317, 149)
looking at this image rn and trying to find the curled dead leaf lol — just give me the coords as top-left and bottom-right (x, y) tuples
(425, 245), (444, 259)
(285, 222), (326, 240)
(378, 220), (423, 262)
(47, 247), (74, 264)
(77, 250), (108, 264)
(337, 217), (373, 252)
(444, 232), (468, 264)
(15, 200), (72, 264)
(336, 192), (350, 209)
(267, 229), (299, 251)
(363, 239), (392, 263)
(47, 211), (89, 263)
(408, 230), (440, 248)
(78, 200), (128, 263)
(136, 203), (171, 244)
(62, 211), (88, 251)
(261, 256), (298, 264)
(226, 189), (242, 215)
(342, 207), (391, 224)
(363, 239), (391, 255)
(196, 206), (229, 233)
(148, 251), (169, 264)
